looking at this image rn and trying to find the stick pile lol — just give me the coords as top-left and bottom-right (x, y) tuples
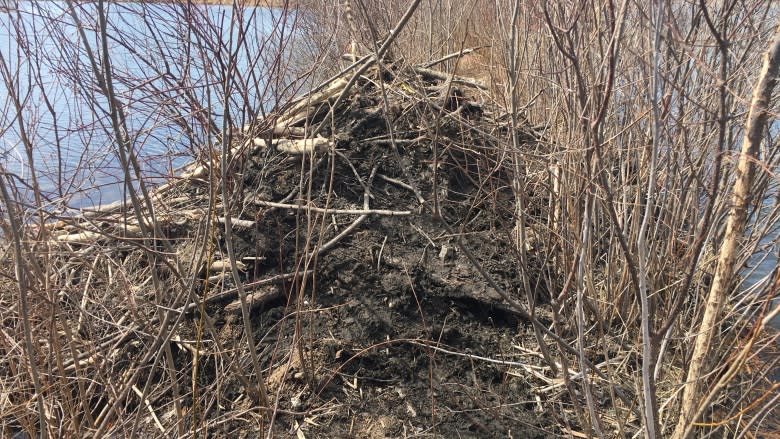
(13, 56), (545, 436)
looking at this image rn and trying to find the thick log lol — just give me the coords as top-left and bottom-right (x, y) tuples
(251, 136), (332, 154)
(57, 231), (102, 243)
(413, 66), (488, 90)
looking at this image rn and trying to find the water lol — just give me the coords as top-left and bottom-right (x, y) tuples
(743, 197), (780, 331)
(1, 0), (293, 211)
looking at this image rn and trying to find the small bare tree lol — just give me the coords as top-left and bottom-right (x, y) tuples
(672, 19), (780, 439)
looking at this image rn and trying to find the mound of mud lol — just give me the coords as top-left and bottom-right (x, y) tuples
(22, 59), (563, 437)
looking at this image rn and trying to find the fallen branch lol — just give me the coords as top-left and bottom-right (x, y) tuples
(179, 270), (313, 314)
(413, 66), (488, 90)
(242, 124), (306, 138)
(421, 45), (491, 68)
(217, 217), (255, 229)
(276, 77), (349, 128)
(250, 199), (411, 216)
(57, 231), (103, 243)
(225, 286), (283, 314)
(317, 213), (367, 256)
(250, 136), (332, 154)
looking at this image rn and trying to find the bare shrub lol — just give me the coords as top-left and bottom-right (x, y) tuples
(2, 0), (778, 437)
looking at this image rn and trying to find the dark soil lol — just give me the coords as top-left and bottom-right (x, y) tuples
(207, 70), (556, 437)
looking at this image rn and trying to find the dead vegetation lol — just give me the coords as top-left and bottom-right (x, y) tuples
(2, 1), (780, 438)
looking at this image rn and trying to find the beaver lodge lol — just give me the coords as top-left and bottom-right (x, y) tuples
(1, 51), (776, 438)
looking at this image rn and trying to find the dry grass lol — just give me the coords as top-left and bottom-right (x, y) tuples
(1, 0), (779, 437)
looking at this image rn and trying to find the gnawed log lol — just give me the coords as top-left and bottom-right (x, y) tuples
(207, 259), (247, 273)
(57, 231), (103, 243)
(277, 77), (348, 125)
(413, 66), (488, 90)
(114, 224), (143, 238)
(180, 164), (208, 180)
(217, 217), (256, 229)
(251, 136), (332, 154)
(242, 124), (306, 138)
(177, 271), (312, 315)
(224, 285), (282, 314)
